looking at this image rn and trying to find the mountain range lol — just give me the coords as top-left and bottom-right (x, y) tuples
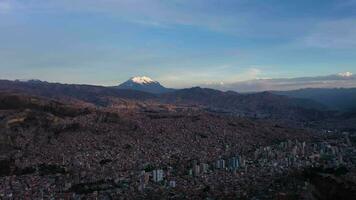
(115, 74), (356, 112)
(204, 72), (356, 93)
(274, 88), (356, 112)
(0, 78), (330, 122)
(1, 73), (355, 121)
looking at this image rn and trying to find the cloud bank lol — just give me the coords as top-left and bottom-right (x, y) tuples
(204, 72), (356, 92)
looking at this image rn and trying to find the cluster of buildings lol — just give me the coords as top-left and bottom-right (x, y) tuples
(1, 107), (356, 199)
(187, 156), (247, 177)
(129, 134), (356, 198)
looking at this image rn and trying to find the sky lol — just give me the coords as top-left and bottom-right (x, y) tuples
(0, 0), (356, 88)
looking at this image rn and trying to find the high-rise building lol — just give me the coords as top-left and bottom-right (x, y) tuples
(152, 169), (164, 182)
(193, 164), (200, 176)
(292, 145), (298, 157)
(138, 170), (149, 191)
(302, 142), (306, 156)
(216, 159), (226, 169)
(188, 169), (193, 176)
(169, 180), (176, 188)
(228, 157), (239, 170)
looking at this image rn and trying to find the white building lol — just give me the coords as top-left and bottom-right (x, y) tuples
(152, 169), (164, 182)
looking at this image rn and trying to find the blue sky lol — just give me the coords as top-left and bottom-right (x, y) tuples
(0, 0), (356, 87)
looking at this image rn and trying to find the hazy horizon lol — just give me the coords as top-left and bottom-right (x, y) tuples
(1, 71), (356, 92)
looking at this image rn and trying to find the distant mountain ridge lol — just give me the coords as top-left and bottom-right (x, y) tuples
(0, 79), (329, 122)
(204, 72), (356, 92)
(274, 88), (356, 112)
(0, 79), (155, 106)
(117, 76), (174, 94)
(161, 87), (328, 120)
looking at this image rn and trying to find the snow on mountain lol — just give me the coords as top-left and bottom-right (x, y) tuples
(338, 72), (353, 77)
(131, 76), (157, 84)
(117, 76), (174, 94)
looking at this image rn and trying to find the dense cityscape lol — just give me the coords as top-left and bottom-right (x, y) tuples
(1, 1), (356, 199)
(0, 88), (356, 199)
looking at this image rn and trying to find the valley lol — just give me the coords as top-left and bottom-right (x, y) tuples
(0, 79), (355, 199)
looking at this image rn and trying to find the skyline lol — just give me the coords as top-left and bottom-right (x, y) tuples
(1, 0), (356, 87)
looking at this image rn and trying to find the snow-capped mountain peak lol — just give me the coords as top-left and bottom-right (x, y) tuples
(338, 72), (353, 77)
(117, 76), (174, 94)
(130, 76), (156, 84)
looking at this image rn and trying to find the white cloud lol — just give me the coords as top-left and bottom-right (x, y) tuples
(224, 67), (263, 83)
(245, 68), (262, 79)
(207, 72), (356, 92)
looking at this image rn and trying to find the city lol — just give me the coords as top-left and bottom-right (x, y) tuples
(0, 91), (355, 199)
(1, 0), (356, 199)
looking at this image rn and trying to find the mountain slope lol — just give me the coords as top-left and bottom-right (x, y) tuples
(274, 88), (356, 112)
(117, 76), (174, 94)
(0, 79), (155, 106)
(159, 87), (328, 121)
(0, 79), (330, 121)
